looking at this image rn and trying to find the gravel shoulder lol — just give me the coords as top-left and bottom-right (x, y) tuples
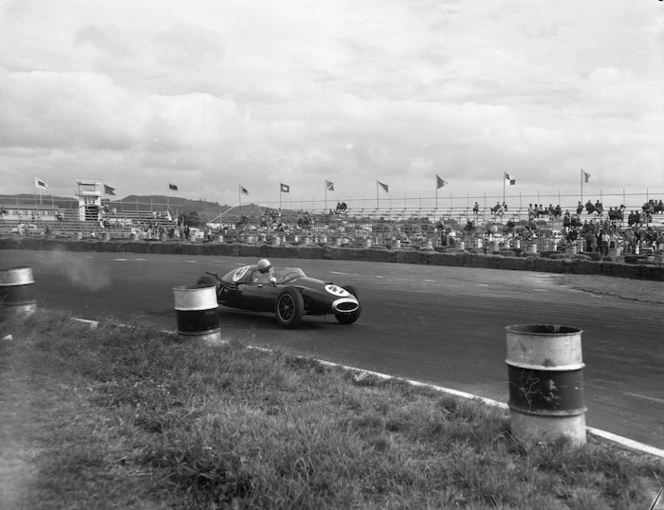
(553, 274), (664, 304)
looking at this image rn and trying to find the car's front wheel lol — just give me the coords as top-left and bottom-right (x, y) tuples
(335, 285), (362, 325)
(275, 287), (304, 328)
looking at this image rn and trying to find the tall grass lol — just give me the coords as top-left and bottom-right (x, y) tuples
(1, 310), (662, 509)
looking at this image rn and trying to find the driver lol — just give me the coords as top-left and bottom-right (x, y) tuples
(257, 258), (273, 273)
(253, 259), (275, 284)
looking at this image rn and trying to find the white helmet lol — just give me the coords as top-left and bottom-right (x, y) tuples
(257, 259), (272, 273)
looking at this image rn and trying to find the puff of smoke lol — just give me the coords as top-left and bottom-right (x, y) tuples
(42, 250), (111, 292)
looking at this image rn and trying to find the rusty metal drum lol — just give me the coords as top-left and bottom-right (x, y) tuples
(505, 324), (586, 446)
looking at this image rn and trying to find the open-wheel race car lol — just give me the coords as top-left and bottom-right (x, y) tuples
(196, 262), (361, 328)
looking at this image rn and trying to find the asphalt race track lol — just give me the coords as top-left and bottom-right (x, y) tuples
(2, 249), (663, 451)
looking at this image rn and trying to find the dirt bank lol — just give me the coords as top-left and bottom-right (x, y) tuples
(554, 274), (664, 304)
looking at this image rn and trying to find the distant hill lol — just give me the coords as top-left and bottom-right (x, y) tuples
(120, 195), (222, 208)
(0, 193), (292, 223)
(111, 195), (235, 223)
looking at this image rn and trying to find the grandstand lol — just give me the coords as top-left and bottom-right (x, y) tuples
(1, 183), (662, 255)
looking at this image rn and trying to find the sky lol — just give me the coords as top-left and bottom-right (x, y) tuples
(1, 0), (662, 210)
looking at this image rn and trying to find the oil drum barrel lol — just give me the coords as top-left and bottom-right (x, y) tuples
(524, 242), (537, 254)
(0, 267), (36, 318)
(505, 324), (586, 446)
(173, 284), (221, 344)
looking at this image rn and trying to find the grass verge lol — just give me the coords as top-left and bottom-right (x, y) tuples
(1, 310), (662, 509)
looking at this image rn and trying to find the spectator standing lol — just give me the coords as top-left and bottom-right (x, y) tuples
(563, 211), (571, 232)
(600, 230), (610, 256)
(447, 229), (457, 248)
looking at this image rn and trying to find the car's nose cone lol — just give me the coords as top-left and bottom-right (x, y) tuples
(332, 298), (360, 313)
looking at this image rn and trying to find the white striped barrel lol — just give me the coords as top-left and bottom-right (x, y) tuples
(173, 284), (221, 344)
(0, 267), (36, 318)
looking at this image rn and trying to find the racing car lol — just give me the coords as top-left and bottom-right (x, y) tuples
(196, 262), (361, 328)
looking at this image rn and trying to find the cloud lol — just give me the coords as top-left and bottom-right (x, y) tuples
(74, 25), (130, 58)
(0, 69), (140, 150)
(0, 0), (661, 204)
(154, 22), (224, 69)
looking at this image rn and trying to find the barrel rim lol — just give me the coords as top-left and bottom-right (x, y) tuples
(505, 360), (585, 371)
(173, 284), (218, 292)
(2, 266), (33, 272)
(508, 404), (588, 417)
(177, 327), (222, 337)
(505, 324), (583, 336)
(0, 266), (35, 285)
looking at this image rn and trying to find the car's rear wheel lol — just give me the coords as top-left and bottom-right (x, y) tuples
(335, 285), (361, 325)
(275, 287), (304, 328)
(196, 275), (217, 287)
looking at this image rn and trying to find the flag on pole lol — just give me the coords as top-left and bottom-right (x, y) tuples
(504, 173), (516, 185)
(436, 175), (448, 189)
(280, 183), (290, 193)
(325, 180), (334, 191)
(582, 171), (590, 183)
(169, 183), (178, 191)
(34, 177), (47, 190)
(239, 185), (249, 195)
(378, 181), (389, 193)
(103, 184), (116, 196)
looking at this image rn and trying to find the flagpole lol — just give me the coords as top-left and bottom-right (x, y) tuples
(580, 169), (583, 204)
(376, 181), (379, 210)
(435, 175), (438, 212)
(503, 174), (506, 205)
(325, 182), (327, 212)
